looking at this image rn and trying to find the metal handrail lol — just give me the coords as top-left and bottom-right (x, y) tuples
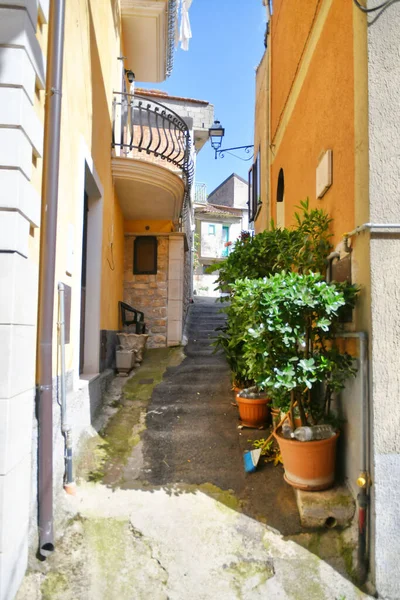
(112, 92), (194, 211)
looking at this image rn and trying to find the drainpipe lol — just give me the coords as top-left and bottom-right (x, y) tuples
(326, 251), (340, 283)
(37, 0), (66, 557)
(336, 332), (370, 583)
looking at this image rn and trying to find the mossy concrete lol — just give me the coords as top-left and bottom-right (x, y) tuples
(16, 300), (371, 600)
(76, 347), (184, 487)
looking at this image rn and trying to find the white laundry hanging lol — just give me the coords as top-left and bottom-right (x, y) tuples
(179, 0), (193, 51)
(175, 0), (181, 49)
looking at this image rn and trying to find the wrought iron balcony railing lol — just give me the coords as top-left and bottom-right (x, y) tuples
(112, 92), (194, 208)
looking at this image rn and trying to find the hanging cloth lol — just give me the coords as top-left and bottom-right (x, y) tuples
(179, 0), (192, 51)
(175, 0), (181, 49)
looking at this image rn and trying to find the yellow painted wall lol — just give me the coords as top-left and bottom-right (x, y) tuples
(124, 220), (174, 234)
(253, 50), (269, 233)
(50, 0), (124, 372)
(269, 0), (355, 247)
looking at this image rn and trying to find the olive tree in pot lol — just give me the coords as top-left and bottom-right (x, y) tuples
(232, 271), (358, 490)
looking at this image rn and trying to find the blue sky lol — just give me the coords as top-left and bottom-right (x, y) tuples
(139, 0), (266, 196)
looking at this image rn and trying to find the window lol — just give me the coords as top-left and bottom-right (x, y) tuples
(222, 225), (230, 257)
(248, 150), (261, 223)
(208, 224), (216, 235)
(277, 168), (284, 203)
(133, 236), (157, 274)
(276, 168), (285, 228)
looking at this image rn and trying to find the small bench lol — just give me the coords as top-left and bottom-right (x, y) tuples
(119, 301), (146, 334)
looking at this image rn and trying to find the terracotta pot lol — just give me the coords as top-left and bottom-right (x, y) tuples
(274, 430), (339, 491)
(236, 395), (270, 428)
(233, 386), (244, 403)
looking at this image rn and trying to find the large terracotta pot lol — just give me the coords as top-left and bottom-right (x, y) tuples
(274, 430), (339, 491)
(236, 395), (270, 428)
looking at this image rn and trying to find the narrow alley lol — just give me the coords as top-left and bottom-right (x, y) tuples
(17, 299), (371, 600)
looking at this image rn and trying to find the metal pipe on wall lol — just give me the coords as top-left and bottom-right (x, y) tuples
(36, 0), (66, 557)
(344, 222), (400, 252)
(337, 331), (370, 583)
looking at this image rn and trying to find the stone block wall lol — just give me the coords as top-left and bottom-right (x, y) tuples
(0, 3), (47, 598)
(124, 236), (169, 348)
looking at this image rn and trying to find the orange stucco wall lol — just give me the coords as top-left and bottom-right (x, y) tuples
(124, 220), (174, 234)
(254, 50), (270, 234)
(270, 0), (322, 141)
(270, 0), (355, 246)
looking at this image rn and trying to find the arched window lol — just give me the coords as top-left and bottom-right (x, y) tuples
(277, 168), (284, 203)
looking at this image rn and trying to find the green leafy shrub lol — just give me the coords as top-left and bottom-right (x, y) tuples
(230, 272), (358, 424)
(210, 199), (333, 295)
(214, 200), (334, 388)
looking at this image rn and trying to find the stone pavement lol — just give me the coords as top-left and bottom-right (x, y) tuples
(17, 298), (372, 599)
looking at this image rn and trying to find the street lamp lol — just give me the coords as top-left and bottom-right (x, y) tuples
(124, 69), (135, 83)
(209, 120), (225, 158)
(208, 119), (253, 160)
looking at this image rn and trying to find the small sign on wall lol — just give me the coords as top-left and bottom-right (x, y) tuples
(316, 150), (332, 199)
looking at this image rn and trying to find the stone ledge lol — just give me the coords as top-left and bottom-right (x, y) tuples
(294, 484), (356, 529)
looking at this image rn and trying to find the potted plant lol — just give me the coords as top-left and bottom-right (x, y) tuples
(214, 309), (270, 427)
(213, 200), (334, 430)
(231, 271), (358, 490)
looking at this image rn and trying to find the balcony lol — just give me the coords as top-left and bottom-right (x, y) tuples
(120, 0), (176, 81)
(112, 92), (194, 222)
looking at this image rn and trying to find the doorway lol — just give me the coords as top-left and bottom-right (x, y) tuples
(222, 225), (229, 257)
(79, 191), (89, 374)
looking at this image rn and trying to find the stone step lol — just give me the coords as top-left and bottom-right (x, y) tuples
(294, 485), (356, 529)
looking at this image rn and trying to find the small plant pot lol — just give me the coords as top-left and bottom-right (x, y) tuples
(236, 394), (270, 428)
(274, 429), (339, 491)
(116, 348), (136, 375)
(117, 333), (149, 363)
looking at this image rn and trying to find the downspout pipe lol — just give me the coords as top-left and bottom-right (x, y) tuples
(37, 0), (66, 557)
(336, 332), (370, 583)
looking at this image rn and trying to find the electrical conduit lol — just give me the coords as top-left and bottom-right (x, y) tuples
(337, 332), (370, 583)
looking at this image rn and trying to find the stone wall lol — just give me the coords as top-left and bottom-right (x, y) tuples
(124, 236), (168, 348)
(0, 3), (46, 598)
